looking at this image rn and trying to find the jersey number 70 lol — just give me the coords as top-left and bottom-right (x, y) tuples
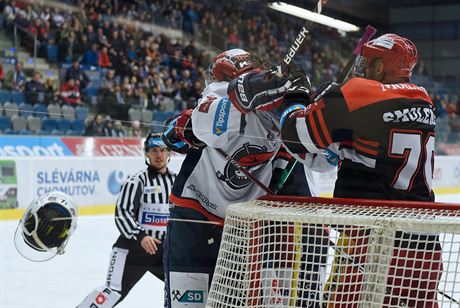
(388, 129), (435, 192)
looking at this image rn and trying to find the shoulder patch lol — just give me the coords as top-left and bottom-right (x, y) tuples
(341, 78), (433, 112)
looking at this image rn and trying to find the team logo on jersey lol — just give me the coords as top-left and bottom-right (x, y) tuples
(213, 97), (231, 136)
(216, 143), (275, 190)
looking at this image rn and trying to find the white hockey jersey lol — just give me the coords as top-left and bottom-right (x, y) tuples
(169, 81), (335, 223)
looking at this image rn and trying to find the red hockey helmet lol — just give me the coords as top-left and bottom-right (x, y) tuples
(206, 49), (256, 85)
(360, 33), (418, 78)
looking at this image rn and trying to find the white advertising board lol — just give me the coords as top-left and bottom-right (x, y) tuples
(1, 154), (458, 209)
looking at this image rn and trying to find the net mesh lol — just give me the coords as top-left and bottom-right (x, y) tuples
(207, 197), (460, 308)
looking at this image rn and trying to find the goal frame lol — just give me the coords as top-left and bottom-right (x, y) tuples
(207, 195), (460, 308)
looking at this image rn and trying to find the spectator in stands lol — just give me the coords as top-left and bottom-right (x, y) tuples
(0, 61), (4, 88)
(82, 43), (99, 67)
(58, 29), (77, 62)
(65, 57), (90, 91)
(4, 61), (25, 91)
(103, 118), (116, 137)
(24, 71), (45, 104)
(182, 3), (200, 34)
(44, 78), (59, 104)
(128, 120), (142, 138)
(113, 120), (125, 137)
(98, 69), (121, 116)
(109, 31), (124, 51)
(60, 78), (82, 106)
(73, 34), (90, 59)
(433, 94), (448, 118)
(84, 113), (104, 136)
(126, 39), (137, 61)
(86, 24), (97, 45)
(98, 46), (112, 68)
(115, 55), (132, 79)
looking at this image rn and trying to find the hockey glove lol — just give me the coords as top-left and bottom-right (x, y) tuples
(227, 70), (292, 114)
(174, 109), (206, 150)
(162, 117), (189, 154)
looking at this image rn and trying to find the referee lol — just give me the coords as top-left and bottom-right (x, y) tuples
(77, 133), (176, 307)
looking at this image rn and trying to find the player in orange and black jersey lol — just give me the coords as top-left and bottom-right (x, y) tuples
(228, 34), (442, 307)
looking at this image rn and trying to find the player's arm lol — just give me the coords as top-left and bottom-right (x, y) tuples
(280, 81), (354, 156)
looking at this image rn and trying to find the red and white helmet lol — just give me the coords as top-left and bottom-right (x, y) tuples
(205, 49), (256, 86)
(358, 33), (418, 78)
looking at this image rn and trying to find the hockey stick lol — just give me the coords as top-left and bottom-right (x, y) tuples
(278, 0), (327, 74)
(274, 25), (377, 194)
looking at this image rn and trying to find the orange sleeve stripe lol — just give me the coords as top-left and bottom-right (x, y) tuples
(356, 138), (379, 147)
(316, 108), (333, 145)
(355, 143), (378, 156)
(308, 112), (327, 149)
(341, 78), (433, 112)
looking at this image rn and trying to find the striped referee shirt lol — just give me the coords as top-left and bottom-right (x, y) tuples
(114, 166), (176, 248)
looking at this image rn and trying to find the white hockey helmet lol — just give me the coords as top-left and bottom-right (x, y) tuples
(14, 191), (78, 262)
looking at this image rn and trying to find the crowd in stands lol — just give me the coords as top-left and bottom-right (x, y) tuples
(0, 0), (459, 144)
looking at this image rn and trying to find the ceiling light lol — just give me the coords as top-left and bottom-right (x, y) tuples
(268, 2), (360, 32)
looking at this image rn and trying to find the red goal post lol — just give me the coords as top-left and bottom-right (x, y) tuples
(207, 196), (460, 308)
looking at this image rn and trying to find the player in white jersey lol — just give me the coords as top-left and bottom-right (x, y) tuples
(162, 49), (336, 307)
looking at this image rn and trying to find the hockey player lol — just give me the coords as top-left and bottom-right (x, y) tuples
(228, 34), (442, 307)
(77, 133), (175, 307)
(14, 191), (78, 262)
(162, 49), (334, 308)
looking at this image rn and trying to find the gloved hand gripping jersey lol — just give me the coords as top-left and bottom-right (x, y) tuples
(227, 63), (312, 114)
(162, 109), (206, 154)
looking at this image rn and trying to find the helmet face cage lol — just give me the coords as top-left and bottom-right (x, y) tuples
(14, 192), (77, 262)
(353, 55), (367, 77)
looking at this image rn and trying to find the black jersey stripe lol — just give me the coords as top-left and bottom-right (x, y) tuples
(156, 176), (163, 204)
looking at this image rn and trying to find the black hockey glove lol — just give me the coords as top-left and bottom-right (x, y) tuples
(227, 70), (292, 114)
(312, 81), (339, 102)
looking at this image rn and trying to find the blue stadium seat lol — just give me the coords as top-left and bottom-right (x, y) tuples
(153, 110), (166, 122)
(70, 119), (84, 133)
(57, 118), (71, 131)
(41, 118), (59, 131)
(0, 90), (11, 103)
(85, 87), (99, 97)
(47, 45), (58, 62)
(0, 116), (11, 132)
(10, 91), (25, 104)
(19, 103), (33, 118)
(32, 104), (48, 119)
(75, 106), (89, 121)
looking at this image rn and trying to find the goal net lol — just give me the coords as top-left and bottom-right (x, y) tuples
(207, 196), (460, 308)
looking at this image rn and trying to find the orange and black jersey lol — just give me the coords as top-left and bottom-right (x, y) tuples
(281, 77), (435, 201)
